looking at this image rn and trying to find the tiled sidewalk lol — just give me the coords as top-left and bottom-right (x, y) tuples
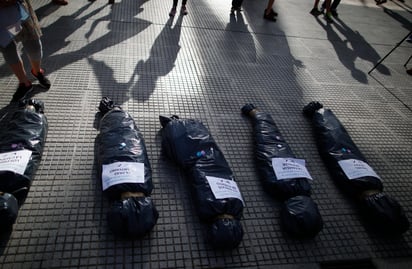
(0, 0), (411, 268)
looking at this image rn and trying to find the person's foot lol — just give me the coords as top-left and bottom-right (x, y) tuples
(331, 9), (338, 17)
(310, 8), (322, 17)
(52, 0), (68, 5)
(169, 7), (176, 17)
(263, 9), (276, 22)
(12, 82), (33, 102)
(268, 9), (278, 16)
(181, 5), (188, 15)
(31, 69), (51, 89)
(324, 12), (334, 23)
(407, 69), (412, 76)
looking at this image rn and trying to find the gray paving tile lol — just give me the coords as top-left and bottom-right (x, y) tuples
(0, 0), (411, 268)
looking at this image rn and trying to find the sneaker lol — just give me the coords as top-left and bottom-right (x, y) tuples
(31, 69), (51, 89)
(169, 8), (176, 17)
(181, 6), (188, 15)
(12, 82), (33, 102)
(324, 12), (334, 23)
(310, 8), (322, 17)
(263, 9), (276, 22)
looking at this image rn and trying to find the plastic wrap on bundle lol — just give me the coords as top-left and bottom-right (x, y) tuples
(96, 97), (158, 238)
(242, 104), (323, 238)
(159, 115), (244, 249)
(0, 99), (48, 231)
(303, 101), (409, 234)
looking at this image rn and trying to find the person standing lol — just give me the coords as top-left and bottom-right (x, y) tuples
(0, 0), (51, 102)
(169, 0), (188, 17)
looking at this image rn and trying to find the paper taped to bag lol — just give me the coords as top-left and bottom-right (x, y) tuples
(102, 162), (144, 190)
(272, 157), (313, 180)
(338, 159), (381, 180)
(0, 149), (32, 175)
(206, 176), (244, 204)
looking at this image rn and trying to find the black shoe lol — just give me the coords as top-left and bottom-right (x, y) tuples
(12, 83), (33, 102)
(241, 104), (256, 116)
(31, 69), (51, 89)
(310, 8), (322, 16)
(331, 9), (338, 17)
(263, 9), (276, 22)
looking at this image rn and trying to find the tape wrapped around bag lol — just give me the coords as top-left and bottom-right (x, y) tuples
(0, 99), (48, 231)
(159, 115), (244, 248)
(303, 101), (409, 234)
(242, 104), (323, 238)
(96, 99), (158, 238)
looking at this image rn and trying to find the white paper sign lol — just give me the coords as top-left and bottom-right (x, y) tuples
(206, 176), (244, 204)
(0, 149), (32, 175)
(338, 159), (381, 180)
(272, 157), (313, 180)
(102, 162), (144, 191)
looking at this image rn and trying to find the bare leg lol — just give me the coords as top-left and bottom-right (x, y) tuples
(265, 0), (275, 15)
(9, 62), (31, 86)
(29, 59), (42, 76)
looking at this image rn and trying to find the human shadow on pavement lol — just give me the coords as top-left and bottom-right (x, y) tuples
(227, 11), (257, 64)
(317, 17), (389, 84)
(88, 57), (132, 106)
(132, 15), (184, 102)
(40, 0), (151, 76)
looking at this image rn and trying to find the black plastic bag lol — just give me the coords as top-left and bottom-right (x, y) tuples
(242, 104), (323, 238)
(159, 115), (244, 249)
(0, 99), (48, 231)
(303, 101), (409, 234)
(96, 97), (158, 238)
